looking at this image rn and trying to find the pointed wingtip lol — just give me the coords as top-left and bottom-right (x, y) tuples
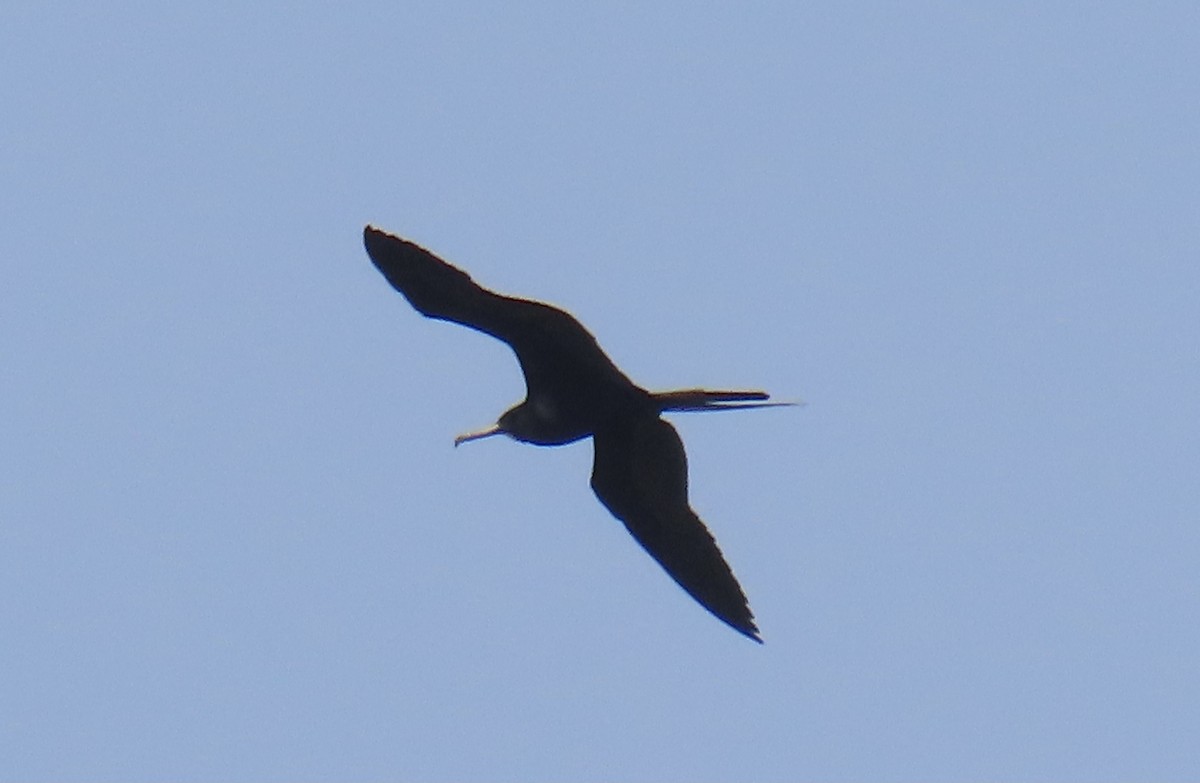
(363, 223), (389, 247)
(363, 224), (382, 254)
(736, 625), (764, 644)
(735, 617), (764, 644)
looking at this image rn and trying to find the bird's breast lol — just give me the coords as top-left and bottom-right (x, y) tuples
(517, 395), (591, 445)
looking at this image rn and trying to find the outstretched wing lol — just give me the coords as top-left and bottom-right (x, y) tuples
(363, 226), (633, 399)
(591, 415), (760, 641)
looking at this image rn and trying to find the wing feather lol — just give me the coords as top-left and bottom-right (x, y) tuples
(363, 226), (632, 399)
(591, 416), (760, 641)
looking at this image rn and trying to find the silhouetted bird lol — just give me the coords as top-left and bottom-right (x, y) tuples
(363, 225), (789, 641)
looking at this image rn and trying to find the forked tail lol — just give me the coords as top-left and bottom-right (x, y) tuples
(652, 388), (796, 412)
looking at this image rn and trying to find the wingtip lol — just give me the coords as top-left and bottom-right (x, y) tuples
(363, 224), (382, 251)
(711, 598), (762, 643)
(736, 618), (764, 644)
(363, 224), (388, 244)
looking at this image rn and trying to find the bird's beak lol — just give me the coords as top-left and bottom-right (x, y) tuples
(453, 424), (503, 447)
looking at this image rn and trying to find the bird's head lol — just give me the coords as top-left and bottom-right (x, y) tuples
(453, 399), (586, 447)
(452, 404), (526, 447)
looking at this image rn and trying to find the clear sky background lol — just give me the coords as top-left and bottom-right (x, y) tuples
(3, 3), (1198, 780)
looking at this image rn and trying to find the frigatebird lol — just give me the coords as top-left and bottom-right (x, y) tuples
(363, 225), (788, 642)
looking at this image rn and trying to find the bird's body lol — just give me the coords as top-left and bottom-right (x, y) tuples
(363, 226), (787, 642)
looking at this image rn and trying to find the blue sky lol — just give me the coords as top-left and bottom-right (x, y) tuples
(3, 3), (1198, 780)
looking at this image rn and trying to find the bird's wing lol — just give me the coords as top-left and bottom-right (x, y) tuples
(364, 226), (633, 397)
(590, 415), (760, 641)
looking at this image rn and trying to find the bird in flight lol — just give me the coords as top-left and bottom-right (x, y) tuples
(363, 225), (790, 642)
